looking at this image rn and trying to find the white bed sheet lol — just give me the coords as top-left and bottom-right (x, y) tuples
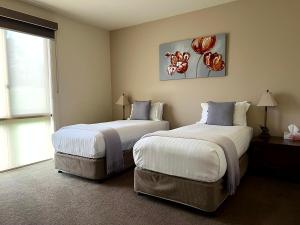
(52, 120), (169, 158)
(133, 123), (253, 183)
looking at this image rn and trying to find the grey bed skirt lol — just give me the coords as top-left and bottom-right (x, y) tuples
(134, 153), (248, 212)
(55, 149), (134, 180)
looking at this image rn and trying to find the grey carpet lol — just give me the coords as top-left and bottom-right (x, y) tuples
(0, 160), (299, 225)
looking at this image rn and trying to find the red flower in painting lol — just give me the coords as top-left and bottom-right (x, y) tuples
(191, 35), (216, 55)
(203, 52), (225, 71)
(191, 35), (216, 77)
(165, 51), (190, 76)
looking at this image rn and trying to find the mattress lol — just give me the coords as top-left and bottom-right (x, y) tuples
(52, 120), (169, 158)
(133, 123), (253, 183)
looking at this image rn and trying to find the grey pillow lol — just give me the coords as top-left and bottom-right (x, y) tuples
(130, 101), (151, 120)
(207, 101), (235, 126)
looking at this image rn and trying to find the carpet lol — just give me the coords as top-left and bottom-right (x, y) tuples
(0, 160), (299, 225)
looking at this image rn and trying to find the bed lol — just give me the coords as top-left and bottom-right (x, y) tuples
(133, 123), (253, 212)
(53, 120), (169, 180)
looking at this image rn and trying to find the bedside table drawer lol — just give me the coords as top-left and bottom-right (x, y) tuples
(260, 145), (299, 168)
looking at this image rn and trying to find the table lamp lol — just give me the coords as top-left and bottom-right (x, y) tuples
(257, 90), (278, 138)
(115, 93), (129, 120)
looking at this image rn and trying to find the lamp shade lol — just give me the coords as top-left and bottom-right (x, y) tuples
(257, 90), (278, 107)
(115, 93), (129, 106)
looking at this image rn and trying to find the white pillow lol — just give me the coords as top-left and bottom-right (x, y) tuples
(199, 101), (250, 126)
(199, 103), (208, 124)
(233, 101), (251, 126)
(128, 104), (133, 120)
(150, 102), (164, 121)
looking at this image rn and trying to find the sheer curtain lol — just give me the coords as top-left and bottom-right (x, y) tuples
(0, 29), (9, 118)
(0, 29), (54, 171)
(5, 30), (51, 116)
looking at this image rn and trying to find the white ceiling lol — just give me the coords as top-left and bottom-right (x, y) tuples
(22, 0), (236, 30)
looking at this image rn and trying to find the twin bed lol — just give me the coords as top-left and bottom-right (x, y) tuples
(133, 123), (252, 212)
(53, 120), (169, 179)
(52, 101), (253, 212)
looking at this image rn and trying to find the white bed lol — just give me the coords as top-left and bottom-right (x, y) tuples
(53, 120), (169, 180)
(53, 120), (169, 158)
(133, 123), (253, 183)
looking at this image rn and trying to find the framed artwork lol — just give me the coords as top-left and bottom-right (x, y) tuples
(159, 33), (227, 80)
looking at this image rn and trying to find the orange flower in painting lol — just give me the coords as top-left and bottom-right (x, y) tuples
(203, 52), (225, 71)
(165, 51), (190, 76)
(191, 35), (216, 55)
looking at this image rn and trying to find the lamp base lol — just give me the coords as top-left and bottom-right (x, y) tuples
(122, 105), (125, 120)
(259, 126), (270, 139)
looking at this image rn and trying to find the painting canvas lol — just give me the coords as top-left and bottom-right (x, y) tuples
(159, 33), (226, 80)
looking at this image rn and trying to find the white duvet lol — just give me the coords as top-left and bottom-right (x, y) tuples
(133, 123), (253, 183)
(52, 120), (169, 158)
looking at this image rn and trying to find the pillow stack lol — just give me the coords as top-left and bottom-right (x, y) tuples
(199, 101), (250, 126)
(129, 101), (164, 121)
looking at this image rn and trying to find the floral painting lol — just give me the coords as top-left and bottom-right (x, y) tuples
(159, 33), (226, 80)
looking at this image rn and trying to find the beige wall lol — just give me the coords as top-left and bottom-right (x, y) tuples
(0, 0), (112, 128)
(111, 0), (300, 136)
(2, 0), (299, 136)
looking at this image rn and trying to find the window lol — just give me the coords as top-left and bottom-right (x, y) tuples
(0, 28), (54, 171)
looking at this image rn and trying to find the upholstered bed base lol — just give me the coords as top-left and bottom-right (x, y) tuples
(134, 153), (248, 212)
(55, 149), (134, 180)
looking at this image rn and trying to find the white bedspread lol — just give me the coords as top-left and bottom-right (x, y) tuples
(133, 123), (253, 183)
(52, 120), (169, 158)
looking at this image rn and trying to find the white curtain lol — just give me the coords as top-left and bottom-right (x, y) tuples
(0, 29), (54, 171)
(0, 30), (10, 118)
(4, 30), (51, 117)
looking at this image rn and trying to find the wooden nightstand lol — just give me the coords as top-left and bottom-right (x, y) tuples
(249, 136), (300, 181)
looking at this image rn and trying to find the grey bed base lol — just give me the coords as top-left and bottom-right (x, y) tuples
(134, 153), (248, 212)
(55, 149), (134, 180)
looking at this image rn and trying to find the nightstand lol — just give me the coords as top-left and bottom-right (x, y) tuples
(249, 136), (300, 181)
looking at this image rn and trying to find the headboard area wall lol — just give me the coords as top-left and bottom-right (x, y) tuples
(111, 0), (300, 136)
